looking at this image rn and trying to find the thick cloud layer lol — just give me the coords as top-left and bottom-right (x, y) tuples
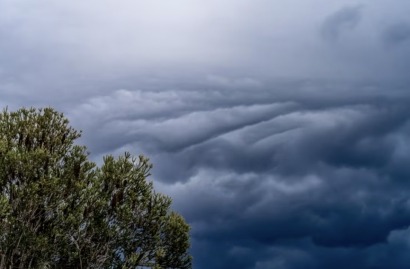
(57, 80), (410, 269)
(2, 1), (410, 268)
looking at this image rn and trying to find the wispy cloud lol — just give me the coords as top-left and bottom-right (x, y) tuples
(321, 5), (363, 41)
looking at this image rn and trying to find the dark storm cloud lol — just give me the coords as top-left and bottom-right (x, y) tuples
(321, 5), (363, 41)
(66, 79), (410, 269)
(166, 86), (410, 267)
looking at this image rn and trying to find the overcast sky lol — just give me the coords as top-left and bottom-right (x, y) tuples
(2, 0), (410, 268)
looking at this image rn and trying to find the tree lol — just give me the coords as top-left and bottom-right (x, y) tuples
(0, 107), (192, 269)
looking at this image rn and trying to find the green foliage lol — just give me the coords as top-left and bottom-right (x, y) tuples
(0, 107), (192, 269)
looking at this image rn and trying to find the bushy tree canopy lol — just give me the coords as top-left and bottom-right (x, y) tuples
(0, 107), (191, 269)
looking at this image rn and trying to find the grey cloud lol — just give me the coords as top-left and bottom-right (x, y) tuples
(68, 83), (304, 156)
(249, 228), (410, 269)
(147, 81), (410, 268)
(382, 22), (410, 46)
(321, 5), (363, 41)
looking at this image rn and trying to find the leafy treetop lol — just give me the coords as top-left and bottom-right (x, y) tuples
(0, 107), (192, 269)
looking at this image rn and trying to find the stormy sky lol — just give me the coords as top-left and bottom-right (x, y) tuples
(2, 0), (410, 268)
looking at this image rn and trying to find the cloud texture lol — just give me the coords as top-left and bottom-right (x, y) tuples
(2, 0), (410, 268)
(52, 80), (410, 269)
